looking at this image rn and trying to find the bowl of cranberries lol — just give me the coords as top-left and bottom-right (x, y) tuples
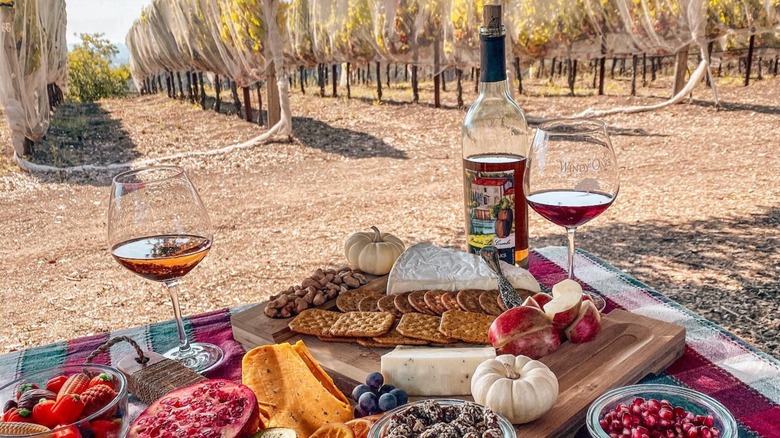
(0, 364), (128, 437)
(586, 384), (737, 438)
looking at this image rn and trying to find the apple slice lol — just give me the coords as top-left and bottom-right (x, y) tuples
(543, 280), (583, 329)
(522, 297), (542, 310)
(496, 326), (562, 359)
(529, 292), (553, 308)
(564, 300), (602, 343)
(488, 306), (551, 349)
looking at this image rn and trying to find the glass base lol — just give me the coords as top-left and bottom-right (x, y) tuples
(163, 342), (224, 373)
(586, 291), (607, 312)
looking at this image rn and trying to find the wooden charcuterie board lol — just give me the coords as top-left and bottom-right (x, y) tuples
(231, 278), (685, 437)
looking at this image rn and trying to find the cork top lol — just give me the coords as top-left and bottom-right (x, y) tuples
(483, 4), (502, 28)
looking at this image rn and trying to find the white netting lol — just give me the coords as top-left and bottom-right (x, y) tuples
(0, 0), (68, 156)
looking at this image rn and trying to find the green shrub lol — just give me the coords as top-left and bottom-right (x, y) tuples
(67, 33), (131, 102)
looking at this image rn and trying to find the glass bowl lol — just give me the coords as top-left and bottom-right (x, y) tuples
(586, 384), (737, 438)
(0, 364), (129, 437)
(368, 398), (515, 438)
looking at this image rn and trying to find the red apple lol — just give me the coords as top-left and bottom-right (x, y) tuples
(529, 292), (553, 308)
(544, 280), (583, 330)
(564, 300), (602, 343)
(496, 327), (562, 359)
(522, 297), (542, 310)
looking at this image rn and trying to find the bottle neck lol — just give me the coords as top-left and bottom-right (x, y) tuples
(480, 34), (507, 84)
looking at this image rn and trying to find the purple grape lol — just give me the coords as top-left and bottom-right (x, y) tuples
(389, 388), (408, 406)
(378, 393), (398, 411)
(352, 384), (372, 401)
(378, 384), (396, 395)
(358, 392), (378, 414)
(353, 405), (365, 418)
(365, 371), (384, 391)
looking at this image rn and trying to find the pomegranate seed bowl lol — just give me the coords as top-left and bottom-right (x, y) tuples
(586, 384), (737, 438)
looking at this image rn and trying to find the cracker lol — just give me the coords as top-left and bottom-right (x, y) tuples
(289, 309), (341, 337)
(394, 292), (416, 314)
(372, 325), (429, 346)
(441, 291), (462, 311)
(396, 313), (456, 344)
(515, 288), (536, 301)
(358, 295), (380, 312)
(329, 311), (395, 337)
(337, 289), (382, 313)
(408, 291), (435, 315)
(457, 290), (484, 314)
(479, 290), (504, 316)
(317, 336), (357, 343)
(377, 294), (403, 317)
(439, 310), (495, 344)
(423, 291), (448, 315)
(357, 339), (393, 348)
(497, 293), (508, 311)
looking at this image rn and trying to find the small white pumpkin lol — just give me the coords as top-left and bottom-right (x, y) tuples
(344, 227), (405, 275)
(471, 354), (559, 424)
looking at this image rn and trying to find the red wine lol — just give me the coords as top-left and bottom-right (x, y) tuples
(526, 190), (614, 228)
(112, 234), (211, 282)
(463, 154), (529, 268)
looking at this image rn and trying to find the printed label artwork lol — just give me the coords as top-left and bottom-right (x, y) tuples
(465, 168), (516, 265)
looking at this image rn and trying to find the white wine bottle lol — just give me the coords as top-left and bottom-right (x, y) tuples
(462, 4), (530, 268)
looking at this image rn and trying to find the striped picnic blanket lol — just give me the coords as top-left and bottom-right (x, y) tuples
(1, 247), (778, 437)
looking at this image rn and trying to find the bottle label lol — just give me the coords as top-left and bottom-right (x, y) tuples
(465, 167), (516, 265)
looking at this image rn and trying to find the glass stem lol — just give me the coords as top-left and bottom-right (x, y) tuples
(566, 227), (577, 279)
(165, 280), (192, 354)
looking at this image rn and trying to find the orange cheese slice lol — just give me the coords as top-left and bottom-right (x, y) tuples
(242, 341), (354, 437)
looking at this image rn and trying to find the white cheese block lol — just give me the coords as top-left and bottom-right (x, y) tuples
(386, 243), (541, 295)
(380, 346), (497, 396)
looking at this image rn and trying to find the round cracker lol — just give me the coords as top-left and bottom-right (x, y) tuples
(358, 295), (380, 312)
(377, 295), (403, 317)
(441, 291), (462, 311)
(408, 291), (435, 315)
(457, 290), (484, 314)
(423, 291), (447, 315)
(497, 293), (508, 311)
(479, 290), (503, 316)
(394, 292), (416, 314)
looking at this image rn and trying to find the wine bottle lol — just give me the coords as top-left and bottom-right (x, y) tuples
(462, 4), (530, 268)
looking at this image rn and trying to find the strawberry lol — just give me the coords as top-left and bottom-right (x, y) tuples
(56, 373), (90, 400)
(87, 373), (115, 391)
(51, 394), (85, 425)
(2, 407), (33, 423)
(81, 385), (118, 418)
(14, 382), (39, 400)
(90, 419), (121, 438)
(46, 375), (69, 393)
(53, 425), (82, 438)
(32, 399), (58, 428)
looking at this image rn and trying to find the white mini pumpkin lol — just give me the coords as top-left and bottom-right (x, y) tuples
(471, 354), (559, 424)
(344, 227), (405, 275)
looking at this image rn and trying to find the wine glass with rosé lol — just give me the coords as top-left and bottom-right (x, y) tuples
(523, 119), (619, 311)
(108, 166), (223, 372)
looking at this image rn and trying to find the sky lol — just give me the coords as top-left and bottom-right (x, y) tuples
(66, 0), (152, 44)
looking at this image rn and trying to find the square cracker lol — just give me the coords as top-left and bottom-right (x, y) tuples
(337, 289), (383, 312)
(396, 313), (456, 344)
(289, 309), (341, 337)
(329, 311), (395, 337)
(317, 336), (357, 343)
(439, 310), (495, 344)
(372, 325), (429, 346)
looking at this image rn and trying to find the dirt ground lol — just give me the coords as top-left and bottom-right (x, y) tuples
(0, 71), (778, 360)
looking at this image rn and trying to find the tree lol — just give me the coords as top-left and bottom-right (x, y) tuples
(67, 33), (131, 102)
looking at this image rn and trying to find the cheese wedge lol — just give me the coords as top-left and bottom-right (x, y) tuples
(242, 341), (353, 437)
(380, 346), (497, 396)
(386, 243), (541, 294)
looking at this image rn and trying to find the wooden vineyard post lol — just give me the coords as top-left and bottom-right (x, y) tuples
(405, 64), (409, 82)
(706, 42), (714, 87)
(631, 54), (637, 96)
(332, 64), (338, 97)
(177, 72), (184, 99)
(299, 66), (305, 94)
(157, 75), (163, 93)
(475, 68), (480, 92)
(214, 74), (221, 112)
(376, 61), (382, 101)
(318, 64), (325, 97)
(267, 61), (281, 128)
(433, 36), (441, 108)
(651, 57), (657, 81)
(568, 59), (577, 96)
(442, 69), (447, 92)
(166, 73), (173, 98)
(610, 57), (616, 79)
(386, 63), (391, 88)
(757, 56), (763, 80)
(346, 62), (351, 99)
(550, 57), (556, 82)
(598, 56), (606, 95)
(187, 72), (195, 103)
(456, 68), (464, 108)
(231, 81), (241, 118)
(242, 86), (252, 122)
(192, 72), (200, 103)
(412, 65), (419, 103)
(745, 34), (755, 86)
(198, 73), (206, 110)
(514, 57), (523, 95)
(775, 56), (779, 76)
(672, 46), (689, 96)
(256, 83), (264, 126)
(642, 53), (647, 86)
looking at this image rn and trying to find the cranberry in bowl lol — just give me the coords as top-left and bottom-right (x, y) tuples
(586, 384), (737, 438)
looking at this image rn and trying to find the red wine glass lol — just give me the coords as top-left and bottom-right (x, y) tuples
(523, 119), (619, 311)
(108, 166), (223, 372)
